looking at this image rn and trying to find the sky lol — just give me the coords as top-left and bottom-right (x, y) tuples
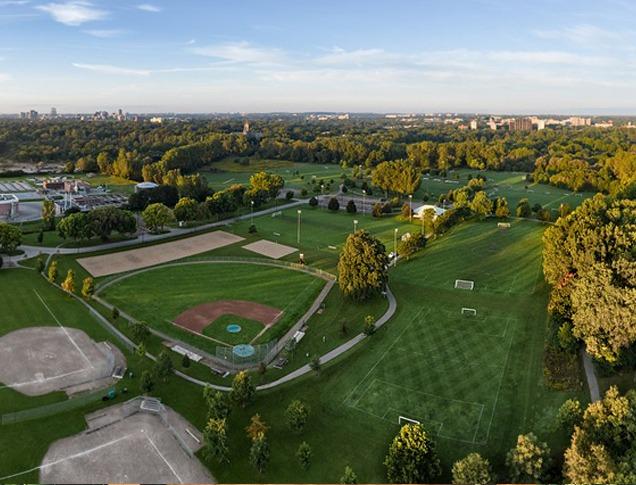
(1, 0), (636, 114)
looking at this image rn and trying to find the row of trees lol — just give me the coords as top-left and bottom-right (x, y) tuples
(5, 118), (634, 196)
(57, 206), (137, 241)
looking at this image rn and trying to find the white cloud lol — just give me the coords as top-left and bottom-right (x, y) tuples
(0, 72), (10, 81)
(486, 50), (608, 66)
(136, 3), (161, 12)
(0, 1), (30, 6)
(83, 28), (123, 38)
(72, 63), (150, 76)
(191, 41), (285, 64)
(534, 24), (625, 46)
(36, 1), (107, 26)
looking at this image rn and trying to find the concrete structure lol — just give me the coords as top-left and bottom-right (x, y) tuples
(413, 204), (447, 220)
(569, 116), (592, 127)
(135, 181), (159, 192)
(0, 193), (19, 219)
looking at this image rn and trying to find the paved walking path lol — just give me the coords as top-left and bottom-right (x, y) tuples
(581, 348), (601, 402)
(177, 286), (397, 392)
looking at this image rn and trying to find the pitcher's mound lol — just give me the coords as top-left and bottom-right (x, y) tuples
(0, 327), (125, 396)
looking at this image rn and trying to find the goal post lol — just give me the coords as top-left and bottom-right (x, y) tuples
(461, 307), (477, 317)
(454, 279), (474, 290)
(497, 222), (511, 229)
(398, 416), (420, 426)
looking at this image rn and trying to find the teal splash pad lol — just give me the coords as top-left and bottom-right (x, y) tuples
(232, 344), (256, 358)
(226, 323), (242, 333)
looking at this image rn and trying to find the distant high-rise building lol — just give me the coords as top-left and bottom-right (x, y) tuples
(508, 117), (532, 131)
(242, 120), (250, 135)
(50, 107), (57, 118)
(569, 116), (592, 127)
(487, 119), (498, 130)
(469, 119), (478, 130)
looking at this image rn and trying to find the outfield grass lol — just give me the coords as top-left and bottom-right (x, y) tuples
(99, 262), (326, 352)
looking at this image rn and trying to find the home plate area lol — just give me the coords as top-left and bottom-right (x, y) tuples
(39, 397), (212, 484)
(242, 239), (297, 259)
(0, 327), (125, 396)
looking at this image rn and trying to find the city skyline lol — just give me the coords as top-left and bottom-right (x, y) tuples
(2, 0), (636, 114)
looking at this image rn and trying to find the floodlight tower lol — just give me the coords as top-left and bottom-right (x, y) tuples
(297, 209), (302, 244)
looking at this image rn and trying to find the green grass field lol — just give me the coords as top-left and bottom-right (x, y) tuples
(413, 168), (594, 211)
(99, 262), (326, 351)
(202, 314), (269, 346)
(200, 157), (352, 192)
(188, 219), (586, 483)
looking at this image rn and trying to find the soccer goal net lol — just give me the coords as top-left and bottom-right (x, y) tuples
(398, 416), (421, 426)
(498, 222), (511, 229)
(454, 279), (474, 290)
(461, 307), (477, 317)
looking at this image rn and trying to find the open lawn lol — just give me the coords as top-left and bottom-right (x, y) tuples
(222, 206), (423, 272)
(99, 262), (326, 351)
(196, 219), (587, 483)
(200, 157), (352, 192)
(412, 168), (594, 212)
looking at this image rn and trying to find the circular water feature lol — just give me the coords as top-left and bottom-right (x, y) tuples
(232, 344), (256, 358)
(226, 323), (242, 334)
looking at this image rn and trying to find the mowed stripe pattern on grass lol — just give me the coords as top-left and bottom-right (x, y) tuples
(77, 231), (244, 277)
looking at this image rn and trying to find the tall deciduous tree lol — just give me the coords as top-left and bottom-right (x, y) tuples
(542, 195), (636, 363)
(61, 269), (75, 294)
(338, 230), (389, 301)
(285, 400), (310, 434)
(505, 433), (550, 483)
(249, 433), (270, 474)
(384, 423), (441, 483)
(81, 276), (94, 299)
(563, 387), (636, 484)
(142, 203), (174, 233)
(230, 371), (255, 408)
(203, 418), (229, 463)
(452, 452), (492, 485)
(42, 199), (56, 230)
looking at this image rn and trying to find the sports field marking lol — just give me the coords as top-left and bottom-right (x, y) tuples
(33, 289), (93, 369)
(0, 434), (134, 481)
(353, 378), (485, 444)
(165, 319), (230, 347)
(145, 433), (183, 483)
(342, 308), (429, 406)
(480, 333), (515, 444)
(0, 368), (88, 392)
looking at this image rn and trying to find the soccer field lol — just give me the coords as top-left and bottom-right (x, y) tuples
(343, 219), (543, 444)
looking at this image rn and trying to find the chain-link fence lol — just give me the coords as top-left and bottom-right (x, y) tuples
(1, 388), (108, 425)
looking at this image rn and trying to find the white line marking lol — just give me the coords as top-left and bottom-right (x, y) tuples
(146, 434), (183, 483)
(33, 289), (93, 369)
(0, 434), (134, 480)
(343, 308), (429, 406)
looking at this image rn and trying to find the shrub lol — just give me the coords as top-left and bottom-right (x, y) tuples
(328, 198), (340, 211)
(309, 196), (318, 207)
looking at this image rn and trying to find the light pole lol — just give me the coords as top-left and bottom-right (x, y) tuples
(297, 209), (302, 245)
(353, 219), (358, 232)
(362, 189), (366, 215)
(409, 194), (413, 223)
(250, 200), (254, 226)
(394, 228), (398, 265)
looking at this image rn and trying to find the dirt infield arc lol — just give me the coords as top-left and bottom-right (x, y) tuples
(174, 300), (283, 334)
